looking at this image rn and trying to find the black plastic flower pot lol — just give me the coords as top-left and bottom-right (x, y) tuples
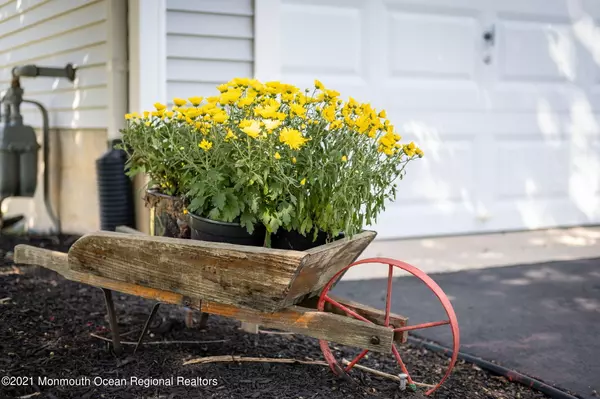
(272, 229), (329, 251)
(144, 190), (190, 239)
(188, 213), (266, 247)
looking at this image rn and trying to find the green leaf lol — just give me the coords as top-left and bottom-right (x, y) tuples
(212, 192), (226, 210)
(208, 208), (221, 220)
(189, 196), (206, 212)
(240, 213), (256, 234)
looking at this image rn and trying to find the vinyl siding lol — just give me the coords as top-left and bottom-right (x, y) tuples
(165, 0), (254, 102)
(0, 0), (109, 128)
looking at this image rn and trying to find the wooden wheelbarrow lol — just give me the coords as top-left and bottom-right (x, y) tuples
(14, 228), (460, 395)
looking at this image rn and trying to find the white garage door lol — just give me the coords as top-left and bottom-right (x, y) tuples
(255, 0), (600, 239)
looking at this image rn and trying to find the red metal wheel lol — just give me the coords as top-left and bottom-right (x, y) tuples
(318, 257), (460, 396)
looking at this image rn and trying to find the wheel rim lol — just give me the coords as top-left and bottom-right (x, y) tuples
(318, 257), (460, 396)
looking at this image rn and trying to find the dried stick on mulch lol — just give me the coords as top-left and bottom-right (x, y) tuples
(90, 333), (227, 346)
(341, 359), (435, 389)
(258, 329), (295, 335)
(183, 355), (329, 367)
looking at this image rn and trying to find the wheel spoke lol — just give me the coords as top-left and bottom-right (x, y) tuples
(344, 349), (369, 371)
(394, 320), (450, 333)
(323, 296), (372, 324)
(391, 344), (414, 384)
(384, 264), (393, 326)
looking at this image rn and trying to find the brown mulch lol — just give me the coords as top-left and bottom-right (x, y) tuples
(0, 234), (550, 398)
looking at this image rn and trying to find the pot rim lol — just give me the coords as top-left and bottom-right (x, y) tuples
(188, 212), (247, 227)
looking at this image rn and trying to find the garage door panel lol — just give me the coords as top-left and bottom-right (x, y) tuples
(383, 0), (485, 111)
(494, 138), (570, 200)
(497, 21), (576, 83)
(280, 0), (366, 77)
(388, 11), (478, 79)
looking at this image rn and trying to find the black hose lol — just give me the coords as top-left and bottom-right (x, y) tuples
(407, 336), (579, 399)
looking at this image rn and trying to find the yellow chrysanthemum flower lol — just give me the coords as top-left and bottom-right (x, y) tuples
(225, 129), (238, 142)
(341, 155), (348, 162)
(220, 88), (242, 105)
(274, 152), (281, 160)
(188, 96), (203, 106)
(240, 120), (261, 138)
(238, 96), (254, 107)
(279, 128), (308, 150)
(212, 112), (228, 123)
(314, 79), (324, 90)
(378, 110), (387, 118)
(290, 103), (306, 118)
(330, 120), (342, 130)
(198, 139), (213, 151)
(322, 104), (336, 122)
(124, 113), (133, 120)
(173, 98), (187, 106)
(263, 119), (281, 131)
(154, 102), (166, 111)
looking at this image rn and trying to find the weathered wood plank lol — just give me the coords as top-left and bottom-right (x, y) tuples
(299, 294), (409, 343)
(67, 231), (376, 312)
(67, 232), (304, 312)
(201, 302), (393, 354)
(14, 245), (186, 305)
(283, 231), (377, 306)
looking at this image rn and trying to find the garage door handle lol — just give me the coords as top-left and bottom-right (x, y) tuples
(483, 27), (495, 46)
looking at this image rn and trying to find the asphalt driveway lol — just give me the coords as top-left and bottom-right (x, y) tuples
(334, 257), (600, 398)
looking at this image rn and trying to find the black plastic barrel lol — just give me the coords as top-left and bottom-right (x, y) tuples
(96, 140), (135, 231)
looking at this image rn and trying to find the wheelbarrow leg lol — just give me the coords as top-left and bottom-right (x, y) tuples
(134, 302), (161, 354)
(102, 289), (122, 355)
(198, 312), (210, 329)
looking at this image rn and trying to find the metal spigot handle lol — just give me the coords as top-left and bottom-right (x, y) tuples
(12, 63), (76, 81)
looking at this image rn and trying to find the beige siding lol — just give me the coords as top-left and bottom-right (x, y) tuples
(165, 0), (254, 101)
(0, 0), (122, 234)
(0, 0), (109, 128)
